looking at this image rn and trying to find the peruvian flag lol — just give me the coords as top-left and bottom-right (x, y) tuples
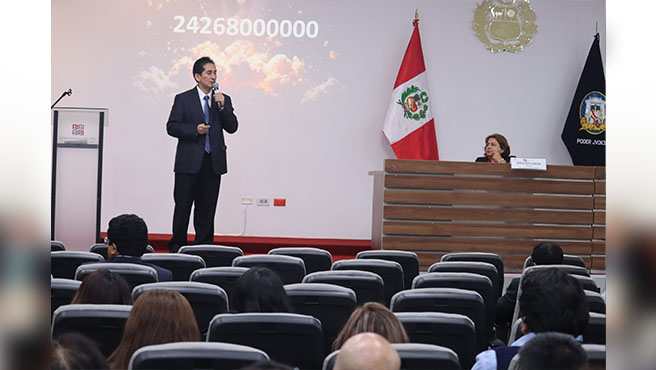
(383, 17), (438, 160)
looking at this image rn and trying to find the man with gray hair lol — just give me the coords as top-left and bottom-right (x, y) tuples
(334, 332), (400, 370)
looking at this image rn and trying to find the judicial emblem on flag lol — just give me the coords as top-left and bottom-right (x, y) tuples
(383, 14), (439, 161)
(561, 33), (605, 166)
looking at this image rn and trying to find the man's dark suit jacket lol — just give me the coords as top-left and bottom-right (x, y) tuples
(106, 256), (173, 282)
(166, 87), (239, 175)
(496, 277), (519, 324)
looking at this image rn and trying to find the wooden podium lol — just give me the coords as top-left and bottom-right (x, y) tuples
(374, 160), (605, 272)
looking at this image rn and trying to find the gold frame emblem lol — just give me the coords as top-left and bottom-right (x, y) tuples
(473, 0), (537, 53)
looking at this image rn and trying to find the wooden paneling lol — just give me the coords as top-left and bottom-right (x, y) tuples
(382, 237), (592, 255)
(380, 161), (605, 272)
(384, 221), (593, 240)
(385, 175), (595, 194)
(384, 190), (593, 209)
(592, 241), (606, 254)
(385, 160), (596, 180)
(591, 256), (606, 270)
(593, 211), (606, 225)
(593, 226), (605, 240)
(384, 206), (593, 224)
(594, 181), (606, 194)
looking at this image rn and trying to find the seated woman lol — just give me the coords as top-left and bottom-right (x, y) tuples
(107, 290), (200, 369)
(71, 268), (133, 305)
(476, 133), (511, 163)
(332, 302), (409, 351)
(230, 267), (293, 313)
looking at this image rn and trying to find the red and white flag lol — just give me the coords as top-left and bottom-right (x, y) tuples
(383, 17), (439, 160)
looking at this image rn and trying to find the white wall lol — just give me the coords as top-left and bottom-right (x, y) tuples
(51, 0), (605, 240)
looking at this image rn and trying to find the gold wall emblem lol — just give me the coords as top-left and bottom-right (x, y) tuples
(473, 0), (537, 53)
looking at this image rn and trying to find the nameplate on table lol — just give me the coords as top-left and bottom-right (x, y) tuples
(510, 157), (547, 171)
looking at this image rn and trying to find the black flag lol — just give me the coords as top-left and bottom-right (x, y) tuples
(561, 33), (605, 166)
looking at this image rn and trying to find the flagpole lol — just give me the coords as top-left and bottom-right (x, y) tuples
(413, 9), (419, 26)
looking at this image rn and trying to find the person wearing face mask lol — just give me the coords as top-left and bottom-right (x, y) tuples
(476, 133), (511, 164)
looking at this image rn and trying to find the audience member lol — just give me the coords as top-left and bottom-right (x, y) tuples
(51, 332), (108, 370)
(230, 267), (292, 313)
(514, 332), (588, 370)
(70, 268), (133, 305)
(472, 268), (589, 370)
(107, 290), (200, 369)
(104, 214), (172, 281)
(334, 332), (400, 370)
(496, 242), (564, 324)
(239, 359), (294, 370)
(332, 302), (409, 351)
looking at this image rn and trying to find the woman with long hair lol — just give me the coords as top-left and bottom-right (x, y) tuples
(230, 267), (293, 313)
(71, 268), (133, 305)
(332, 302), (409, 351)
(107, 290), (200, 369)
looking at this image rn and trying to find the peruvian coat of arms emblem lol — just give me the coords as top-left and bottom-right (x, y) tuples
(473, 0), (537, 53)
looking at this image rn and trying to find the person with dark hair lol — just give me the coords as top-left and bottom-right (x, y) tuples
(51, 332), (108, 370)
(166, 55), (239, 253)
(472, 268), (589, 370)
(496, 242), (564, 325)
(476, 133), (511, 163)
(332, 302), (409, 351)
(107, 290), (200, 369)
(71, 268), (133, 305)
(230, 267), (292, 313)
(514, 332), (588, 370)
(104, 214), (172, 281)
(334, 333), (400, 370)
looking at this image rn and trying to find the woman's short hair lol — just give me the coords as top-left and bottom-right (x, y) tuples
(107, 290), (200, 369)
(230, 267), (292, 313)
(332, 302), (409, 351)
(71, 268), (133, 305)
(484, 133), (511, 160)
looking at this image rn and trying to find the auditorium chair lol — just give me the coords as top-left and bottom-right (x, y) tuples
(132, 281), (228, 336)
(412, 272), (496, 343)
(522, 256), (590, 277)
(356, 250), (419, 290)
(585, 290), (606, 314)
(179, 245), (244, 268)
(391, 287), (487, 352)
(75, 262), (158, 290)
(284, 283), (357, 354)
(207, 312), (324, 369)
(141, 253), (206, 281)
(523, 253), (587, 269)
(52, 304), (131, 357)
(441, 252), (504, 297)
(428, 261), (500, 300)
(302, 270), (385, 306)
(51, 240), (66, 251)
(322, 343), (460, 370)
(232, 254), (306, 284)
(50, 278), (81, 318)
(582, 344), (605, 369)
(583, 312), (606, 344)
(332, 258), (403, 306)
(190, 266), (249, 303)
(90, 243), (154, 260)
(269, 247), (333, 274)
(128, 342), (269, 370)
(395, 311), (476, 369)
(572, 274), (601, 293)
(51, 251), (104, 279)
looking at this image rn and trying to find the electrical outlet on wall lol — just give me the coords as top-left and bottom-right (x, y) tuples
(241, 196), (254, 205)
(256, 198), (270, 206)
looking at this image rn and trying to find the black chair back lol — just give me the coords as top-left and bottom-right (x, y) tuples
(190, 266), (249, 303)
(128, 342), (269, 370)
(51, 251), (104, 279)
(356, 250), (418, 290)
(50, 278), (81, 318)
(332, 259), (403, 306)
(232, 254), (306, 284)
(441, 252), (504, 297)
(179, 245), (243, 267)
(269, 247), (333, 274)
(141, 254), (206, 281)
(75, 262), (158, 290)
(303, 270), (385, 306)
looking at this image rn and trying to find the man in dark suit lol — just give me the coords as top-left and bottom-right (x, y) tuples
(105, 214), (172, 282)
(166, 56), (239, 252)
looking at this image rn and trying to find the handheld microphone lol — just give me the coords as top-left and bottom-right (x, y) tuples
(66, 89), (72, 96)
(212, 82), (222, 109)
